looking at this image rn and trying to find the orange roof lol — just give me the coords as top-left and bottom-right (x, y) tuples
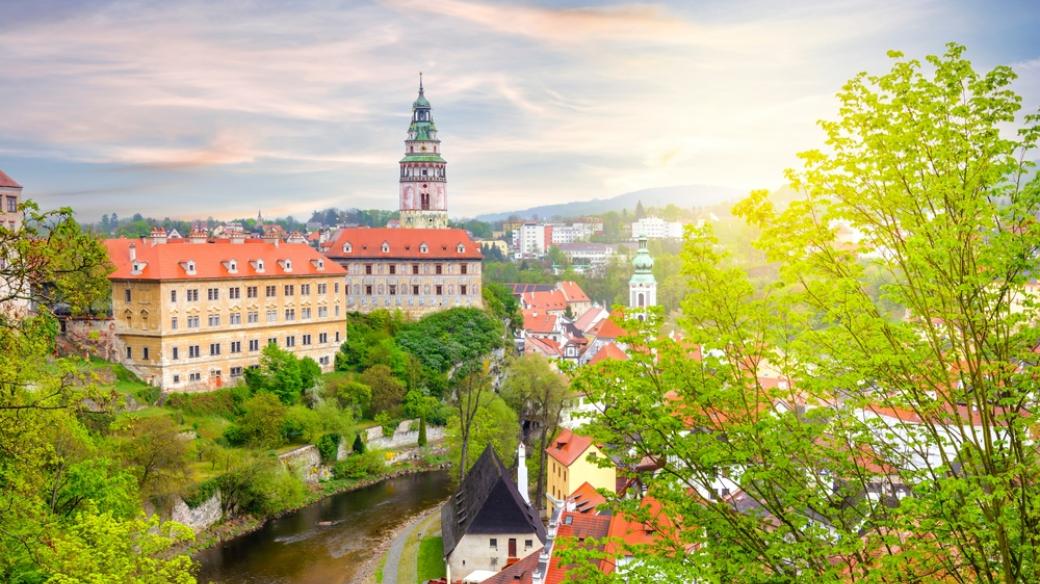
(105, 237), (344, 281)
(522, 289), (568, 312)
(523, 309), (558, 334)
(568, 481), (606, 514)
(526, 336), (562, 357)
(573, 306), (607, 332)
(589, 342), (628, 365)
(321, 227), (482, 260)
(557, 280), (590, 303)
(588, 317), (627, 339)
(545, 512), (613, 584)
(0, 169), (22, 188)
(546, 428), (594, 467)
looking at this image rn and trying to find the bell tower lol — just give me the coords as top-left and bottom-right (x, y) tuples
(399, 73), (448, 229)
(629, 237), (657, 320)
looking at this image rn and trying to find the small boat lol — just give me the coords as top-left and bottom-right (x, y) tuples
(317, 520), (342, 527)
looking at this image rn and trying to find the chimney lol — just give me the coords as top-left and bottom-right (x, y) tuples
(128, 242), (137, 262)
(149, 226), (167, 245)
(517, 442), (530, 506)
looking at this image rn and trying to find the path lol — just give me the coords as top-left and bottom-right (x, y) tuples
(382, 507), (437, 584)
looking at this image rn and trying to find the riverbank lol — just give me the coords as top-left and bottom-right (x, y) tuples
(187, 459), (450, 558)
(357, 503), (445, 584)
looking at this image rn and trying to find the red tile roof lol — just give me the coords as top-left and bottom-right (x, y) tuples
(523, 309), (558, 334)
(589, 342), (628, 365)
(522, 289), (568, 312)
(557, 280), (590, 303)
(573, 306), (607, 332)
(105, 237), (344, 281)
(588, 316), (627, 339)
(0, 169), (22, 188)
(321, 227), (481, 260)
(546, 512), (613, 584)
(569, 481), (607, 514)
(481, 550), (541, 584)
(546, 428), (593, 467)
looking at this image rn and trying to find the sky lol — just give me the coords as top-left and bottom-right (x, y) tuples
(0, 0), (1038, 222)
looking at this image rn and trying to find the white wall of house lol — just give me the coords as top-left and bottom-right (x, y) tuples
(447, 532), (543, 582)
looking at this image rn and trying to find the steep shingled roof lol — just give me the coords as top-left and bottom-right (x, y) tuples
(322, 227), (481, 260)
(441, 446), (546, 558)
(0, 169), (23, 189)
(546, 428), (594, 467)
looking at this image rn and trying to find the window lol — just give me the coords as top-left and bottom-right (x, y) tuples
(230, 341), (241, 353)
(461, 263), (468, 275)
(389, 285), (396, 296)
(124, 288), (132, 302)
(389, 265), (396, 275)
(189, 372), (201, 382)
(435, 285), (442, 295)
(319, 355), (330, 365)
(318, 306), (328, 318)
(525, 539), (533, 550)
(187, 289), (199, 302)
(284, 308), (295, 321)
(266, 309), (277, 322)
(207, 288), (219, 301)
(247, 286), (258, 298)
(335, 305), (340, 316)
(300, 307), (310, 319)
(230, 366), (243, 378)
(249, 339), (260, 351)
(319, 332), (328, 343)
(230, 312), (241, 325)
(412, 264), (419, 274)
(381, 242), (390, 252)
(460, 285), (467, 296)
(248, 311), (259, 323)
(365, 285), (373, 296)
(419, 243), (428, 254)
(435, 264), (442, 275)
(209, 343), (221, 356)
(229, 287), (240, 299)
(302, 334), (311, 345)
(285, 336), (296, 347)
(208, 314), (220, 327)
(334, 282), (340, 294)
(172, 347), (179, 360)
(189, 345), (200, 358)
(126, 346), (132, 359)
(318, 283), (327, 294)
(6, 196), (16, 213)
(284, 284), (294, 296)
(490, 538), (498, 550)
(265, 285), (277, 297)
(173, 374), (180, 384)
(365, 264), (373, 275)
(412, 285), (420, 295)
(170, 290), (177, 302)
(301, 284), (310, 295)
(268, 337), (277, 346)
(335, 331), (341, 343)
(171, 317), (178, 330)
(143, 347), (149, 360)
(188, 316), (200, 329)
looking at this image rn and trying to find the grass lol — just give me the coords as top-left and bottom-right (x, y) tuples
(374, 552), (387, 583)
(416, 536), (445, 583)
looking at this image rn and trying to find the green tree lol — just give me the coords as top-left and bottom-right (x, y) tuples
(447, 391), (519, 476)
(501, 355), (568, 510)
(324, 374), (372, 415)
(238, 392), (288, 448)
(245, 343), (319, 404)
(112, 415), (192, 500)
(396, 307), (504, 374)
(572, 45), (1040, 582)
(361, 364), (406, 417)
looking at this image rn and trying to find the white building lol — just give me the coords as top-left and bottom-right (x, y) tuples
(513, 223), (550, 258)
(630, 216), (684, 239)
(629, 237), (657, 319)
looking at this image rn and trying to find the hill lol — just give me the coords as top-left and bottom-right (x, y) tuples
(472, 185), (743, 222)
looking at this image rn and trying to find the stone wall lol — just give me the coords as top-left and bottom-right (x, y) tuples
(171, 490), (223, 532)
(279, 444), (330, 484)
(365, 419), (445, 450)
(58, 317), (121, 361)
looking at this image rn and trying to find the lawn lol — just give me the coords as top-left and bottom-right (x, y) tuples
(416, 535), (445, 583)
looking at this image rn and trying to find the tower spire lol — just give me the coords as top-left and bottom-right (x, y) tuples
(418, 71), (424, 96)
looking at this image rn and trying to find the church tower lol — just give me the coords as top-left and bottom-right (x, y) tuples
(629, 236), (657, 319)
(399, 74), (448, 229)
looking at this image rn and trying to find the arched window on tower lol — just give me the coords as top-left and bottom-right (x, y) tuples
(421, 192), (430, 210)
(638, 293), (645, 308)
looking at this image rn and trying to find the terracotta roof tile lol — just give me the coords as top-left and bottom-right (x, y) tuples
(546, 428), (593, 467)
(523, 309), (558, 334)
(589, 342), (628, 365)
(522, 289), (568, 312)
(557, 280), (590, 303)
(322, 227), (481, 260)
(588, 317), (627, 339)
(0, 169), (22, 188)
(104, 237), (343, 281)
(568, 482), (606, 514)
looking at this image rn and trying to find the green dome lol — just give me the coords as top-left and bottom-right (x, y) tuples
(413, 94), (430, 109)
(633, 251), (654, 271)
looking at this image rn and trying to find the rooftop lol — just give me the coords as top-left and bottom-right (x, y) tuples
(322, 227), (481, 260)
(546, 428), (594, 467)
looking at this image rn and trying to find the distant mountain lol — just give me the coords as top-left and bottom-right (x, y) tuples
(472, 185), (744, 223)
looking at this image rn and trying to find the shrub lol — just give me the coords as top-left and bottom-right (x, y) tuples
(374, 412), (396, 437)
(352, 433), (366, 454)
(221, 424), (247, 447)
(316, 433), (341, 463)
(183, 478), (221, 509)
(166, 389), (237, 418)
(217, 458), (306, 516)
(332, 451), (386, 481)
(418, 417), (428, 447)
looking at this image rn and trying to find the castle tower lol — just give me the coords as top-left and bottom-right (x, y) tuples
(629, 236), (657, 320)
(399, 74), (448, 229)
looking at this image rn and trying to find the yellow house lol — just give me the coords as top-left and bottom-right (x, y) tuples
(545, 428), (615, 509)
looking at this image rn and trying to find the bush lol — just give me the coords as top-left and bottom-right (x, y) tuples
(239, 392), (288, 448)
(316, 433), (341, 463)
(183, 478), (221, 509)
(221, 424), (247, 447)
(166, 389), (237, 418)
(332, 451), (386, 481)
(217, 458), (306, 516)
(418, 417), (427, 447)
(374, 412), (396, 437)
(352, 433), (366, 454)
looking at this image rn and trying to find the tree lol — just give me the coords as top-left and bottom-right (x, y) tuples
(361, 364), (406, 417)
(501, 355), (568, 510)
(635, 200), (647, 219)
(418, 417), (428, 447)
(396, 307), (504, 374)
(324, 374), (372, 415)
(448, 367), (490, 481)
(245, 344), (319, 404)
(238, 392), (288, 448)
(483, 281), (523, 334)
(112, 415), (192, 500)
(448, 391), (519, 477)
(572, 45), (1040, 582)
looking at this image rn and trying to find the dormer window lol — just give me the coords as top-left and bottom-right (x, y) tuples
(381, 242), (390, 253)
(343, 242), (352, 253)
(311, 259), (325, 271)
(130, 261), (147, 275)
(181, 260), (196, 275)
(419, 243), (429, 254)
(224, 259), (238, 274)
(251, 259), (265, 273)
(278, 259), (293, 272)
(456, 244), (465, 253)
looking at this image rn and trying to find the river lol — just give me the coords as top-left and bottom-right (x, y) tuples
(194, 470), (454, 584)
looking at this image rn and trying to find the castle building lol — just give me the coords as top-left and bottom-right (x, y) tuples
(322, 77), (483, 317)
(628, 236), (656, 318)
(105, 229), (347, 391)
(0, 169), (23, 231)
(399, 74), (448, 229)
